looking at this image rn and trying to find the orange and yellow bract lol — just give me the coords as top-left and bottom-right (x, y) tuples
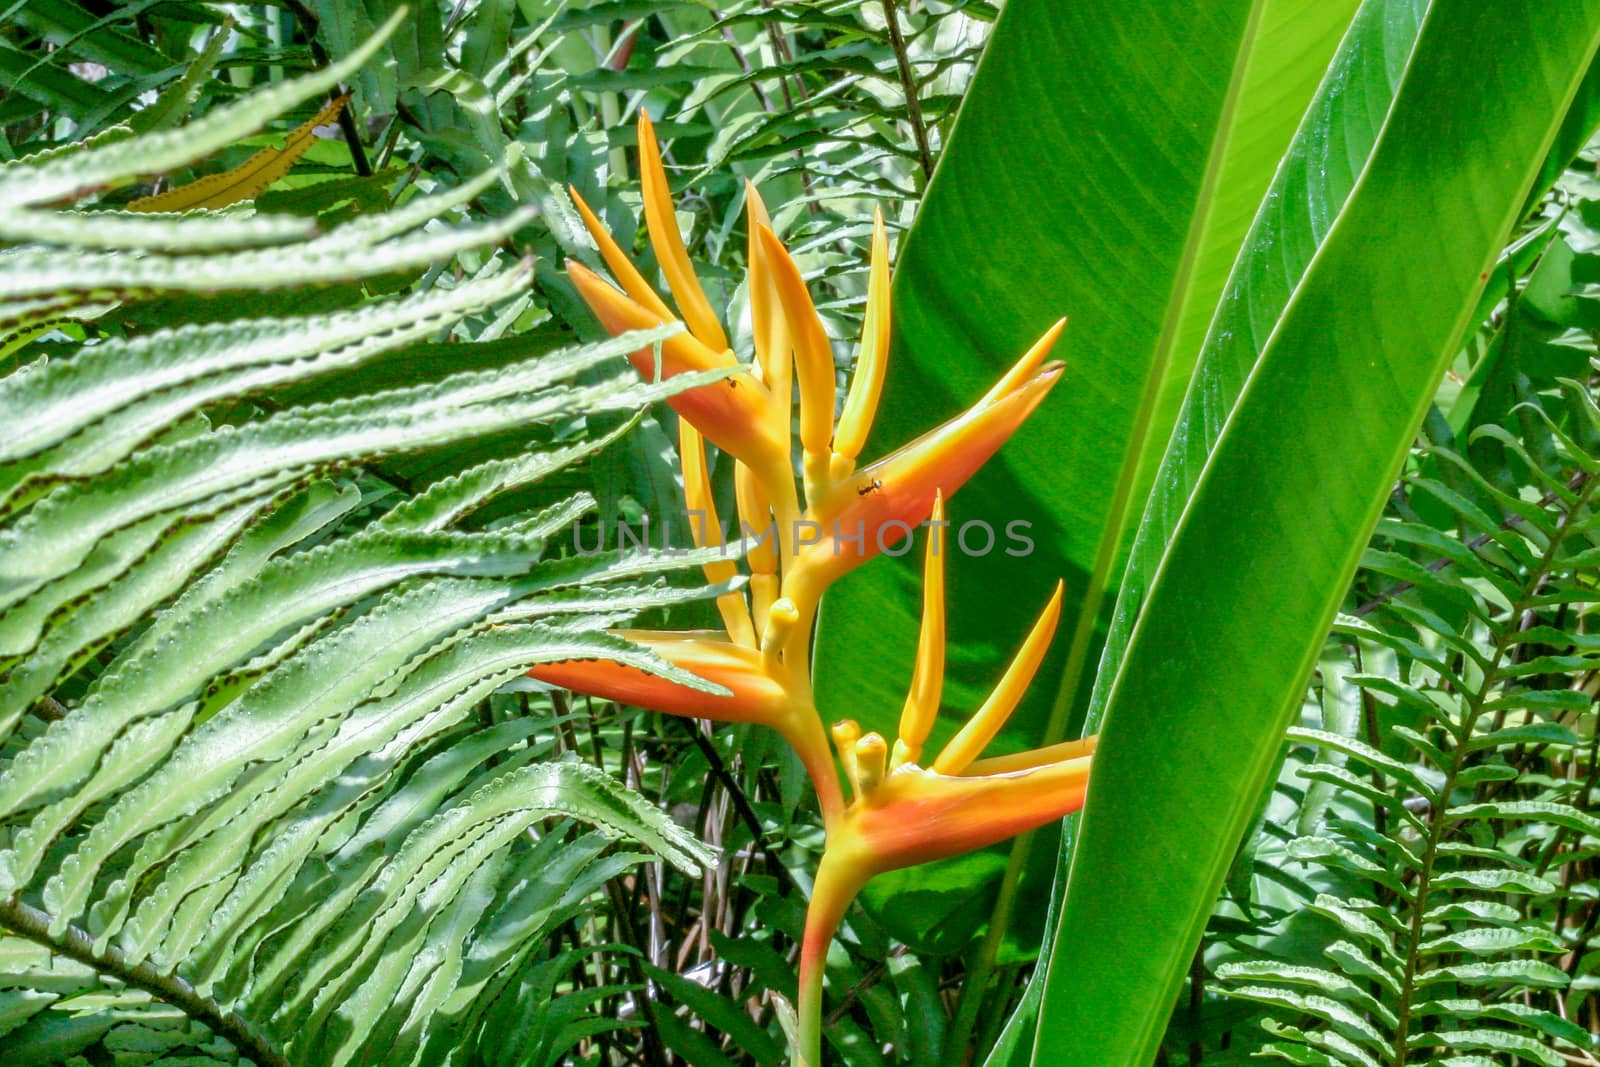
(529, 112), (1095, 1066)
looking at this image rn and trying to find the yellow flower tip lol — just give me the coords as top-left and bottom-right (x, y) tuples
(930, 579), (1065, 775)
(768, 596), (800, 628)
(744, 178), (772, 229)
(756, 225), (835, 459)
(831, 718), (862, 749)
(566, 185), (677, 324)
(982, 317), (1068, 406)
(637, 110), (730, 352)
(832, 718), (864, 798)
(833, 207), (892, 461)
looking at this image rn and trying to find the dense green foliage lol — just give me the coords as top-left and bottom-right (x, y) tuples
(3, 2), (1600, 1066)
(0, 26), (734, 1065)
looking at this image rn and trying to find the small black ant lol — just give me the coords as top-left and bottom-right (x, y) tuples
(856, 478), (883, 496)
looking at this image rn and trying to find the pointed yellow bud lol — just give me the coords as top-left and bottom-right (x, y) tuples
(637, 112), (729, 351)
(567, 184), (676, 323)
(834, 206), (891, 460)
(761, 596), (800, 664)
(855, 732), (888, 796)
(832, 719), (863, 800)
(932, 580), (1064, 775)
(894, 492), (945, 768)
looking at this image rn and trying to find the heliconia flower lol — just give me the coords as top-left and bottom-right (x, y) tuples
(794, 496), (1096, 1067)
(537, 120), (1091, 1058)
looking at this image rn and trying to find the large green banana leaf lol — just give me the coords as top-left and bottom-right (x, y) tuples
(816, 0), (1357, 756)
(1034, 2), (1600, 1063)
(812, 0), (1357, 955)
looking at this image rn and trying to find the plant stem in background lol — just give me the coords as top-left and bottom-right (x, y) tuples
(275, 0), (373, 175)
(0, 897), (290, 1067)
(1389, 475), (1599, 1064)
(880, 0), (934, 183)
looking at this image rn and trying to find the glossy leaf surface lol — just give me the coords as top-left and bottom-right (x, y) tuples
(1037, 3), (1600, 1062)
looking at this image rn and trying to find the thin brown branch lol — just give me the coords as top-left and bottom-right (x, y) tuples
(277, 0), (374, 177)
(880, 0), (934, 182)
(0, 895), (288, 1067)
(678, 719), (798, 897)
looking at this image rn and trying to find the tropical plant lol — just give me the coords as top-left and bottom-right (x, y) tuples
(9, 1), (1600, 1065)
(1189, 132), (1600, 1066)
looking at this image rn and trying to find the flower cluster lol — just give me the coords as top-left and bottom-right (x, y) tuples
(530, 112), (1095, 1065)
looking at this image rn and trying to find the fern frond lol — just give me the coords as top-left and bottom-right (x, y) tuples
(0, 47), (723, 1067)
(1220, 420), (1600, 1064)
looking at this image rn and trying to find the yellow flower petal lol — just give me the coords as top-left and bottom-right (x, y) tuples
(894, 491), (945, 768)
(735, 459), (778, 577)
(833, 206), (890, 460)
(638, 111), (729, 351)
(964, 735), (1098, 776)
(757, 225), (835, 489)
(567, 183), (676, 322)
(981, 316), (1066, 406)
(744, 181), (792, 426)
(680, 421), (756, 647)
(932, 580), (1064, 775)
